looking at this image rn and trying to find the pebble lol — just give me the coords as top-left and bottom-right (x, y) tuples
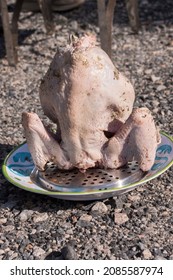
(153, 108), (159, 113)
(3, 225), (15, 232)
(128, 195), (140, 202)
(19, 210), (34, 222)
(161, 211), (169, 217)
(91, 202), (108, 214)
(33, 213), (49, 223)
(9, 252), (18, 260)
(114, 212), (129, 225)
(157, 85), (166, 91)
(79, 214), (92, 222)
(152, 100), (160, 107)
(61, 245), (77, 260)
(147, 206), (157, 214)
(151, 75), (161, 83)
(144, 69), (152, 75)
(142, 249), (153, 259)
(138, 242), (146, 251)
(32, 246), (46, 258)
(70, 20), (78, 30)
(77, 214), (92, 227)
(0, 218), (7, 224)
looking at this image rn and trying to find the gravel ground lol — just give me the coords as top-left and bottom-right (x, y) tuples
(0, 0), (173, 260)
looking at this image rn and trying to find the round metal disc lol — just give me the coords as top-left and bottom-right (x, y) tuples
(31, 161), (144, 193)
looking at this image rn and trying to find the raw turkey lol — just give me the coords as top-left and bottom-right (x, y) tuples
(22, 34), (160, 172)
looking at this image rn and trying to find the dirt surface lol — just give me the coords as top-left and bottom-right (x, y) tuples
(0, 0), (173, 260)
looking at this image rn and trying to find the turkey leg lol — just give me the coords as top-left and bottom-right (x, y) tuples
(22, 112), (72, 171)
(103, 108), (161, 171)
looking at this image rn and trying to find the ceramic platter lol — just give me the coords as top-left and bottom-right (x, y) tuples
(2, 132), (173, 201)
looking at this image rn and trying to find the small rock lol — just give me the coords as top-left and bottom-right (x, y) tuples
(0, 218), (7, 224)
(151, 75), (161, 83)
(153, 108), (159, 113)
(71, 20), (78, 30)
(77, 214), (92, 227)
(157, 85), (166, 91)
(114, 196), (124, 209)
(128, 194), (140, 202)
(3, 225), (15, 232)
(33, 213), (49, 223)
(147, 206), (157, 214)
(153, 247), (161, 255)
(7, 250), (14, 257)
(136, 67), (143, 74)
(91, 202), (108, 214)
(9, 252), (18, 260)
(30, 229), (37, 234)
(114, 212), (129, 225)
(4, 248), (10, 253)
(79, 214), (92, 222)
(143, 249), (153, 259)
(61, 245), (77, 260)
(32, 246), (45, 258)
(152, 100), (159, 107)
(138, 242), (146, 251)
(56, 210), (65, 216)
(96, 244), (104, 252)
(169, 255), (173, 260)
(161, 210), (170, 217)
(169, 40), (173, 46)
(25, 243), (33, 252)
(145, 69), (152, 75)
(71, 215), (78, 224)
(114, 208), (122, 213)
(19, 210), (33, 222)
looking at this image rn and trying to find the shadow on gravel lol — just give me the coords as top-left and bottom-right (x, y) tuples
(0, 143), (99, 211)
(0, 29), (36, 60)
(0, 143), (14, 164)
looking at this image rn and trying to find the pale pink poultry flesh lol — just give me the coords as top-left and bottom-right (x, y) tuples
(22, 35), (160, 172)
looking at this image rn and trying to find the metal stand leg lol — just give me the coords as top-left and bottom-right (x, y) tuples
(97, 0), (116, 58)
(11, 0), (24, 49)
(0, 0), (17, 65)
(125, 0), (140, 33)
(38, 0), (54, 34)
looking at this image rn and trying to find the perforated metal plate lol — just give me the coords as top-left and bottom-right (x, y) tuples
(31, 161), (145, 193)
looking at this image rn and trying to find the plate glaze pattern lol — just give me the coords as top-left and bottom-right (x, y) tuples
(2, 132), (173, 200)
